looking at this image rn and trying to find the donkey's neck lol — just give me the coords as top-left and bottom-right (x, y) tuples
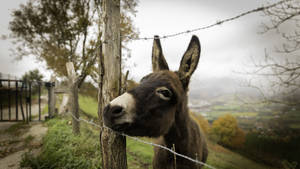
(163, 101), (192, 152)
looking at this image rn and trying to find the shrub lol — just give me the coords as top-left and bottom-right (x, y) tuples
(209, 114), (245, 148)
(20, 117), (102, 169)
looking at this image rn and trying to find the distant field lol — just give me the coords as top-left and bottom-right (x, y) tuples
(194, 94), (300, 132)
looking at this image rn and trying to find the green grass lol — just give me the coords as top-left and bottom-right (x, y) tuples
(127, 138), (153, 169)
(79, 95), (98, 118)
(19, 116), (153, 169)
(204, 143), (268, 169)
(20, 95), (272, 169)
(20, 117), (102, 169)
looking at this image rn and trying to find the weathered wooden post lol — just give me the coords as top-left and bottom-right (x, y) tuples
(66, 62), (80, 135)
(46, 76), (56, 118)
(98, 0), (127, 168)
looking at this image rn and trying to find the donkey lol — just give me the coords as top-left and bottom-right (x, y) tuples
(103, 35), (208, 169)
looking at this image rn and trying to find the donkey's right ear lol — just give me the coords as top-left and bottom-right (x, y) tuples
(152, 36), (169, 72)
(178, 35), (201, 89)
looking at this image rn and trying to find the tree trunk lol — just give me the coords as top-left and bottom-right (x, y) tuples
(98, 0), (127, 168)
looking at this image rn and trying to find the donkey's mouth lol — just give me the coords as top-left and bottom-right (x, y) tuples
(110, 123), (131, 133)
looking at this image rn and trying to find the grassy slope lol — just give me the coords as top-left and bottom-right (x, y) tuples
(79, 95), (99, 117)
(21, 117), (102, 169)
(78, 95), (269, 169)
(204, 142), (268, 169)
(20, 95), (271, 169)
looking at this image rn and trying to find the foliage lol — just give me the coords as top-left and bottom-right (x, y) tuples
(242, 131), (300, 168)
(9, 0), (139, 86)
(210, 114), (245, 148)
(79, 82), (98, 99)
(20, 117), (102, 169)
(22, 69), (44, 82)
(231, 128), (246, 148)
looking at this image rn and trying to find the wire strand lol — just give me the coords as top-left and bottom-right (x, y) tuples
(69, 113), (216, 169)
(118, 0), (292, 41)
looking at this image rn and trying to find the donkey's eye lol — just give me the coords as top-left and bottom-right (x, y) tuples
(155, 87), (172, 101)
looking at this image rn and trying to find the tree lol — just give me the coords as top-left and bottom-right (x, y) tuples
(210, 114), (245, 148)
(231, 128), (246, 148)
(22, 69), (44, 82)
(247, 0), (300, 106)
(9, 0), (138, 86)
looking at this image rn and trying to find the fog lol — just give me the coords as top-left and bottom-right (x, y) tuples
(0, 0), (290, 98)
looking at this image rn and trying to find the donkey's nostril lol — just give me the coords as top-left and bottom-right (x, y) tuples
(110, 106), (124, 117)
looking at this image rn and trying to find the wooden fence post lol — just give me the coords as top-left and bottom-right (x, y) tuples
(66, 62), (80, 135)
(98, 0), (127, 168)
(47, 76), (56, 118)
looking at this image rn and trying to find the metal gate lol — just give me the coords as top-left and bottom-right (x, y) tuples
(0, 78), (43, 122)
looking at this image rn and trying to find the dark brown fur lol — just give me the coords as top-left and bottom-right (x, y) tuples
(103, 36), (208, 169)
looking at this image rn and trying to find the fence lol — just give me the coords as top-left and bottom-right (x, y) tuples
(0, 73), (55, 122)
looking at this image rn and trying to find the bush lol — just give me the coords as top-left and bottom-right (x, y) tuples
(20, 117), (102, 169)
(243, 131), (300, 168)
(209, 114), (245, 148)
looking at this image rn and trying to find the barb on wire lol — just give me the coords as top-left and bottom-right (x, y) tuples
(69, 113), (216, 169)
(119, 0), (291, 41)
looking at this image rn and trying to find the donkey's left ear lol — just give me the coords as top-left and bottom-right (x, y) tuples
(178, 35), (201, 89)
(152, 35), (169, 72)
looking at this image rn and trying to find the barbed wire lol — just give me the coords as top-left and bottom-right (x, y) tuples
(69, 113), (217, 169)
(118, 0), (292, 41)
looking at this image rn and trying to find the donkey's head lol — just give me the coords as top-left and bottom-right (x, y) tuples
(103, 35), (201, 137)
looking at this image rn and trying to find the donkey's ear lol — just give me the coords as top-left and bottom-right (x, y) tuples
(178, 35), (201, 89)
(152, 35), (169, 72)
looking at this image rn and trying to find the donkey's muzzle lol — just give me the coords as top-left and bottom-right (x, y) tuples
(103, 104), (125, 126)
(106, 105), (124, 117)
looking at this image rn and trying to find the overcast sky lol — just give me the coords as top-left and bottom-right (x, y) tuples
(0, 0), (283, 84)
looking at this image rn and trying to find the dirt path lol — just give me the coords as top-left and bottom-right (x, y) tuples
(0, 100), (48, 169)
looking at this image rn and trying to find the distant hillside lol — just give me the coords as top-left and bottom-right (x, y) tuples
(189, 77), (260, 101)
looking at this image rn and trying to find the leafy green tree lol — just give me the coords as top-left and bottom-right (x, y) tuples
(22, 69), (44, 82)
(9, 0), (138, 87)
